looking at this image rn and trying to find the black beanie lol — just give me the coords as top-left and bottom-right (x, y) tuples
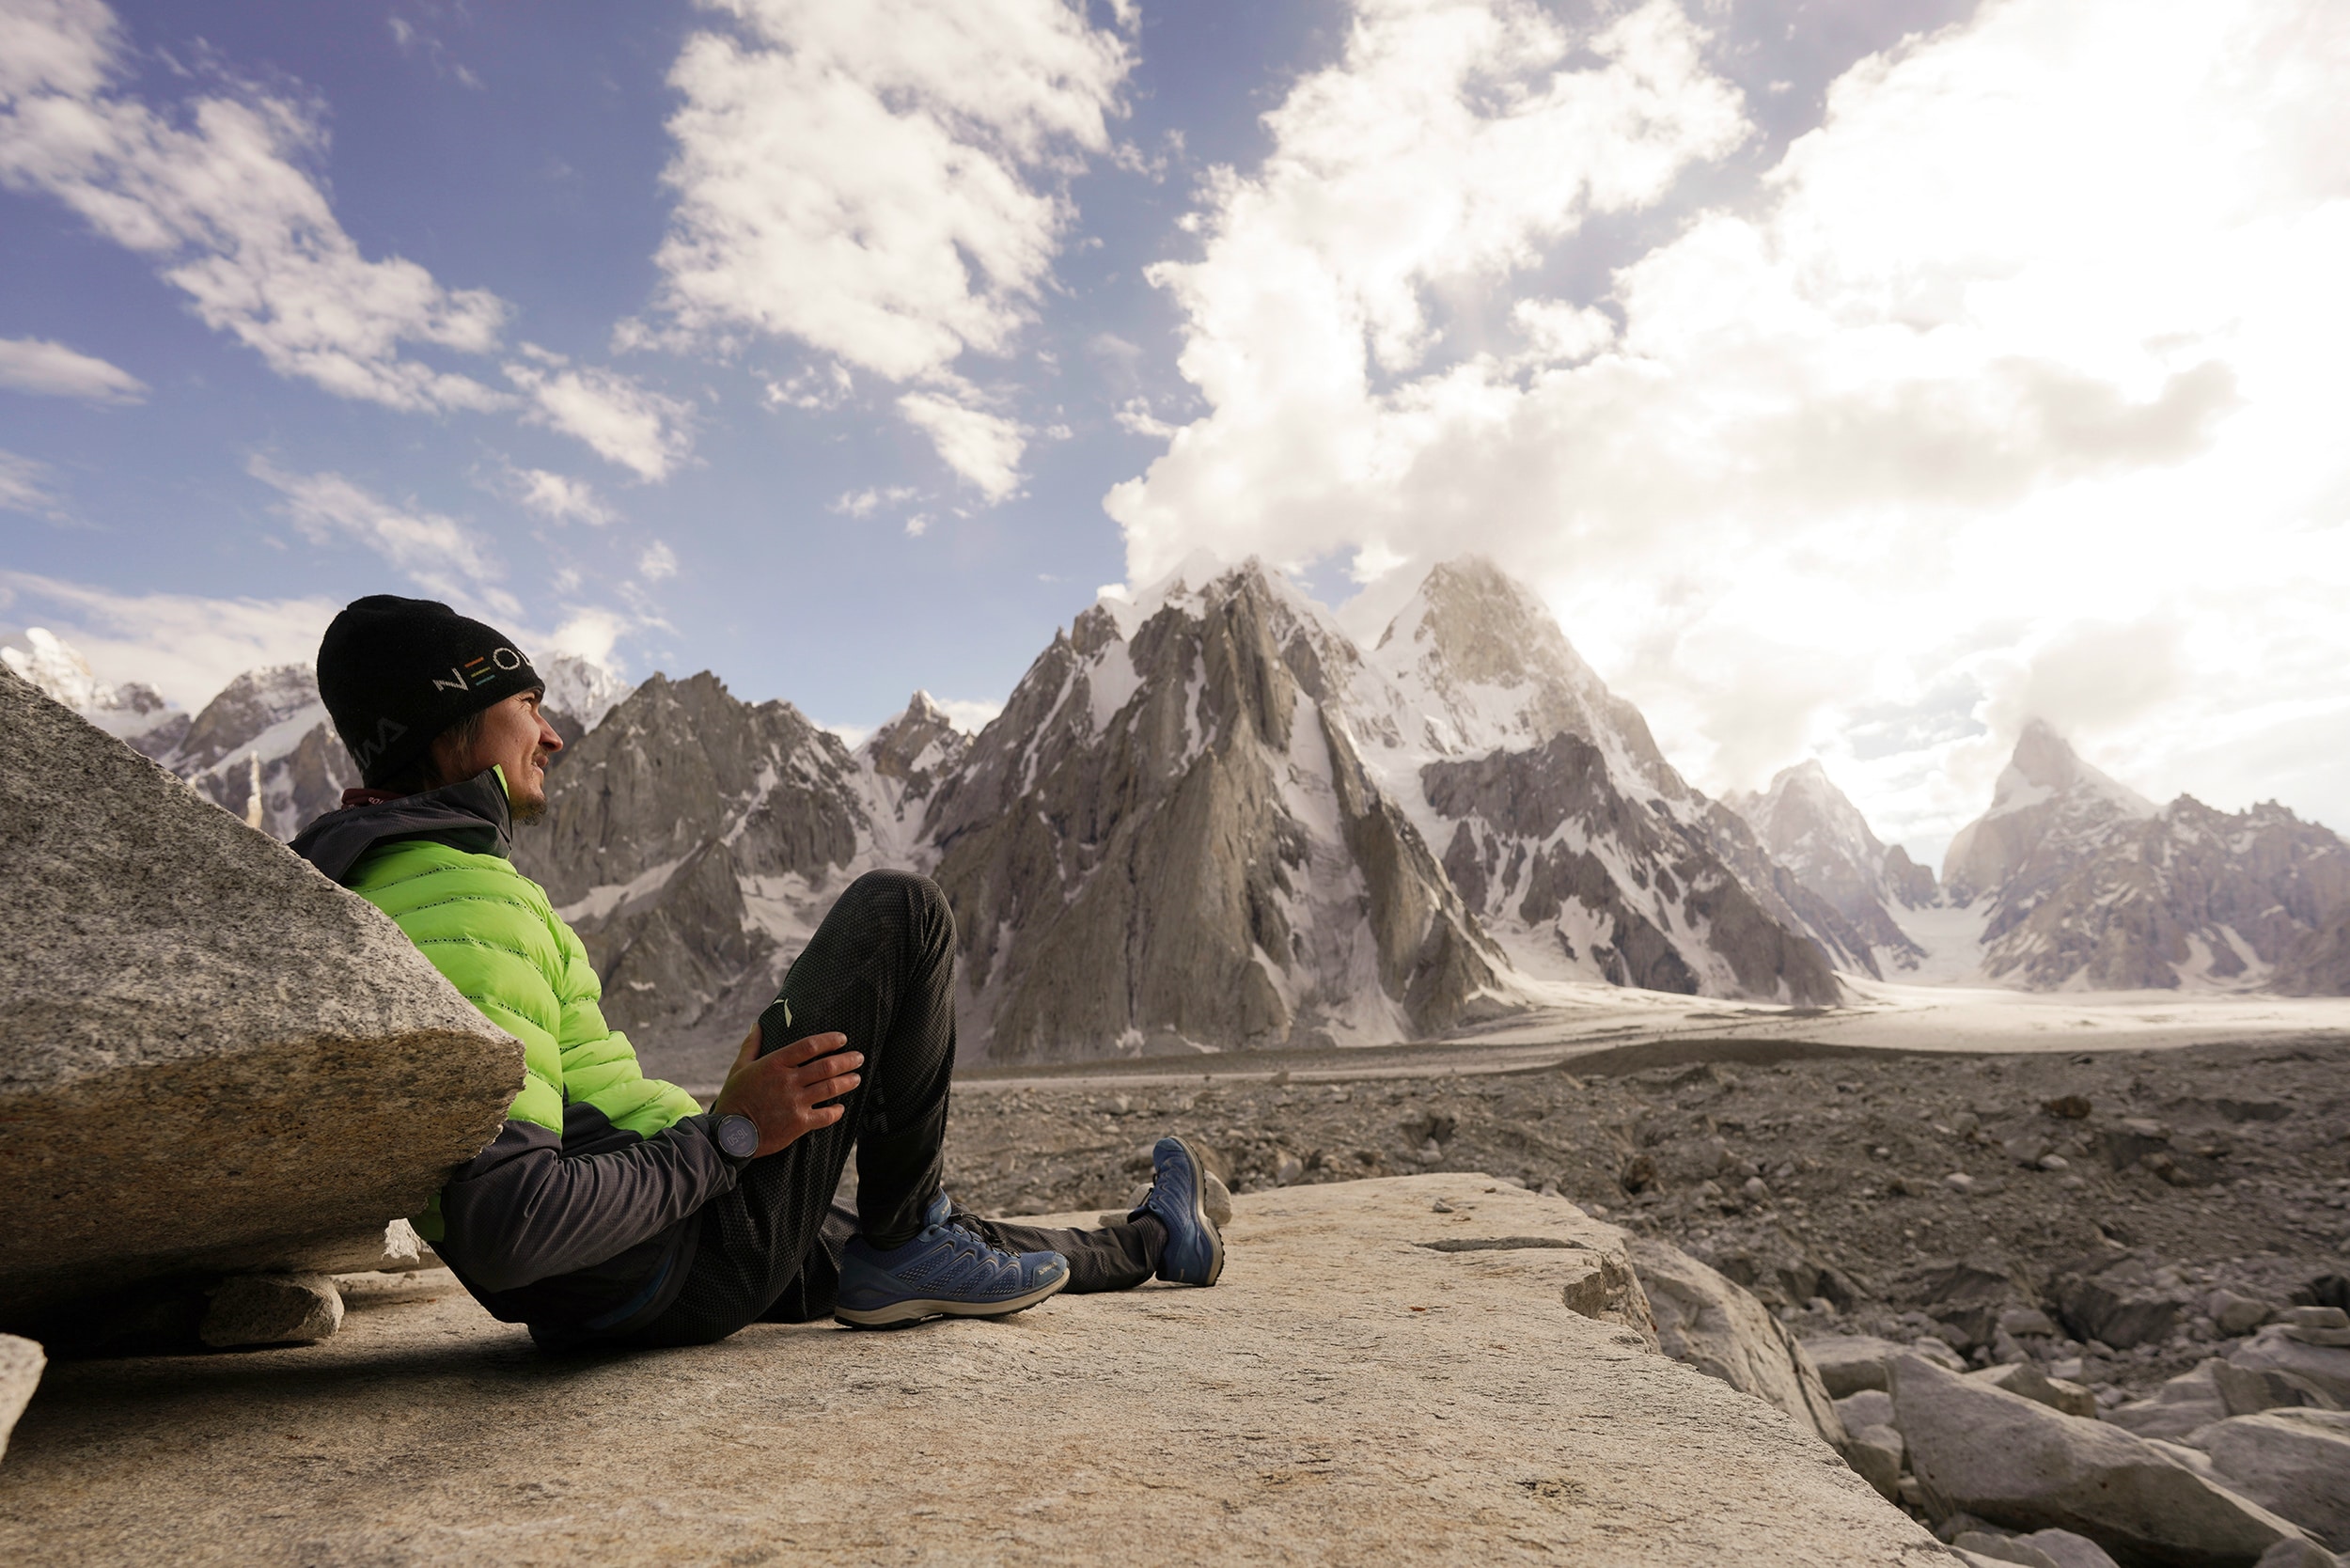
(318, 595), (542, 787)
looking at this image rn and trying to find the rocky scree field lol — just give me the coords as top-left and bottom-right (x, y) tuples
(941, 1039), (2350, 1408)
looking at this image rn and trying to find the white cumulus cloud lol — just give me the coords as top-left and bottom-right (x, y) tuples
(895, 391), (1025, 503)
(495, 464), (618, 526)
(652, 0), (1132, 497)
(505, 353), (695, 483)
(1107, 0), (2350, 854)
(0, 0), (510, 413)
(0, 336), (147, 400)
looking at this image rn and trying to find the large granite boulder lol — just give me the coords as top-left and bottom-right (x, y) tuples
(2193, 1412), (2350, 1549)
(1627, 1235), (1850, 1453)
(1892, 1352), (2316, 1565)
(0, 674), (523, 1328)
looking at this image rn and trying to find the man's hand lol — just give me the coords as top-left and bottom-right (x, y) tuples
(710, 1026), (860, 1158)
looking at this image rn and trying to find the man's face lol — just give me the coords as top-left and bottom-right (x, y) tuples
(441, 690), (563, 820)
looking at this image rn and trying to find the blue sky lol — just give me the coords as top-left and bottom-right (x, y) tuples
(5, 0), (2346, 862)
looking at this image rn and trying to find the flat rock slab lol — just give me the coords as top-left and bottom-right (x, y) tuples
(0, 1178), (1945, 1566)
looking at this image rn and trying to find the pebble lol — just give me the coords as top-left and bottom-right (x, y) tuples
(1946, 1172), (1978, 1195)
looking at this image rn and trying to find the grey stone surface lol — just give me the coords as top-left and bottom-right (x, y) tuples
(1970, 1360), (2100, 1419)
(2195, 1412), (2350, 1548)
(1847, 1421), (1904, 1500)
(1629, 1235), (1849, 1453)
(0, 1336), (41, 1469)
(0, 674), (525, 1326)
(1893, 1351), (2316, 1565)
(330, 1267), (459, 1309)
(198, 1274), (343, 1347)
(2256, 1542), (2343, 1568)
(2110, 1360), (2232, 1440)
(0, 1177), (1951, 1566)
(1957, 1531), (2063, 1568)
(2011, 1529), (2123, 1568)
(2231, 1326), (2350, 1406)
(1837, 1388), (1896, 1431)
(1807, 1332), (1961, 1398)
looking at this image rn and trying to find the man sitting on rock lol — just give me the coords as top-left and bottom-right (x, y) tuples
(290, 595), (1222, 1347)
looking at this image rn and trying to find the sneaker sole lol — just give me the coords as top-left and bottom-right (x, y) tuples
(1163, 1135), (1225, 1288)
(834, 1270), (1070, 1329)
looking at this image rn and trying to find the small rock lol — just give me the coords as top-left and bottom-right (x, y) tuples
(1999, 1308), (2059, 1339)
(1836, 1389), (1896, 1431)
(2232, 1324), (2350, 1404)
(2038, 1154), (2069, 1172)
(1809, 1334), (1908, 1397)
(2107, 1360), (2229, 1440)
(1431, 1199), (1454, 1214)
(2197, 1412), (2350, 1548)
(2004, 1136), (2053, 1168)
(2215, 1358), (2335, 1417)
(1202, 1173), (1233, 1228)
(1966, 1360), (2099, 1419)
(1954, 1530), (2062, 1568)
(2211, 1291), (2276, 1337)
(199, 1274), (343, 1347)
(0, 1334), (42, 1467)
(2281, 1307), (2350, 1332)
(1742, 1176), (1770, 1204)
(2042, 1096), (2093, 1121)
(1947, 1172), (1979, 1195)
(2008, 1529), (2122, 1568)
(1417, 1139), (1444, 1167)
(1845, 1421), (1903, 1500)
(2256, 1541), (2344, 1568)
(1275, 1152), (1305, 1186)
(1953, 1111), (1982, 1137)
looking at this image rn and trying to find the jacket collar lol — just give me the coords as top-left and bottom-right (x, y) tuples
(290, 767), (514, 886)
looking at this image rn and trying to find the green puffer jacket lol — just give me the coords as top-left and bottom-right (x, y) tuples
(291, 770), (744, 1334)
(349, 833), (703, 1230)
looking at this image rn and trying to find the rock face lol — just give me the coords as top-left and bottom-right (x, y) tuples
(0, 1176), (1950, 1564)
(928, 562), (1511, 1061)
(155, 665), (357, 839)
(1627, 1234), (1849, 1453)
(1351, 557), (1853, 999)
(1891, 1352), (2315, 1565)
(1732, 759), (1933, 970)
(0, 672), (523, 1326)
(1941, 722), (2350, 993)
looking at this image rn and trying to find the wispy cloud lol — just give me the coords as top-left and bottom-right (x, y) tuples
(0, 337), (147, 401)
(247, 456), (513, 615)
(830, 484), (919, 518)
(635, 540), (678, 581)
(0, 0), (510, 413)
(0, 449), (67, 518)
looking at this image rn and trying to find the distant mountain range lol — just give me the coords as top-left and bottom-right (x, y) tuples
(12, 558), (2347, 1074)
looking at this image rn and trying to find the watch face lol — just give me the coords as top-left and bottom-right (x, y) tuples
(717, 1115), (759, 1159)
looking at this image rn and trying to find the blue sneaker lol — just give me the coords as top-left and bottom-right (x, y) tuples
(835, 1192), (1070, 1328)
(1130, 1136), (1224, 1286)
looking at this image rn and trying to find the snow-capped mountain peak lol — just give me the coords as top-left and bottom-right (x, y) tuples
(1943, 720), (2154, 903)
(537, 651), (634, 732)
(2, 628), (180, 744)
